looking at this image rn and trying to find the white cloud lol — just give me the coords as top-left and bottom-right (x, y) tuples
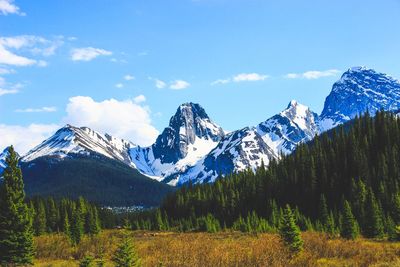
(115, 83), (124, 88)
(0, 77), (23, 96)
(211, 78), (230, 86)
(133, 94), (146, 104)
(233, 73), (269, 82)
(0, 35), (62, 66)
(64, 96), (159, 146)
(15, 106), (57, 113)
(155, 79), (166, 89)
(0, 0), (24, 16)
(0, 67), (15, 74)
(0, 88), (18, 96)
(0, 123), (59, 155)
(285, 69), (340, 80)
(124, 74), (135, 81)
(70, 47), (112, 62)
(212, 73), (268, 85)
(170, 80), (190, 90)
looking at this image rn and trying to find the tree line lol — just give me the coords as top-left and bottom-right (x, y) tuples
(141, 111), (400, 240)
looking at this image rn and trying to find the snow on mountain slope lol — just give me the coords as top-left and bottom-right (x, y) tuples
(22, 125), (135, 165)
(129, 103), (225, 181)
(320, 66), (400, 131)
(257, 100), (320, 154)
(177, 127), (278, 185)
(0, 147), (9, 172)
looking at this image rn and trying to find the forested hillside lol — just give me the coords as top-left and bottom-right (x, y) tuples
(159, 111), (400, 238)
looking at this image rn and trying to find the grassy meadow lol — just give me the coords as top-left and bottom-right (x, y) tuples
(34, 230), (400, 267)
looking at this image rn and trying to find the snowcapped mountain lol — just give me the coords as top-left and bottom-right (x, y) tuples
(320, 66), (400, 131)
(22, 125), (135, 165)
(7, 66), (400, 188)
(257, 100), (320, 155)
(129, 102), (225, 184)
(177, 127), (278, 185)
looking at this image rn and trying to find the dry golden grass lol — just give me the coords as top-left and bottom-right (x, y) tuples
(34, 230), (400, 267)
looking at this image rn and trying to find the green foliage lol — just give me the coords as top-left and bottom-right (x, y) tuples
(0, 146), (34, 266)
(279, 205), (303, 253)
(157, 112), (400, 239)
(21, 156), (175, 206)
(112, 234), (142, 267)
(79, 255), (94, 267)
(341, 200), (359, 240)
(363, 189), (384, 238)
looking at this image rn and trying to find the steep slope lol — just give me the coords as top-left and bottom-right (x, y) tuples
(320, 66), (400, 130)
(130, 103), (225, 183)
(22, 124), (135, 166)
(257, 100), (320, 154)
(21, 155), (175, 206)
(177, 127), (278, 185)
(0, 147), (9, 174)
(176, 100), (317, 185)
(17, 125), (175, 206)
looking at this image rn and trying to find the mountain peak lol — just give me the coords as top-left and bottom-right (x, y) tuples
(320, 67), (400, 131)
(171, 102), (209, 125)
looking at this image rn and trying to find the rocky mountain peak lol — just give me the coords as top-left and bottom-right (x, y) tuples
(320, 66), (400, 131)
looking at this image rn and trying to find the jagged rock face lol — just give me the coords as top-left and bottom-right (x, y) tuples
(320, 66), (400, 130)
(177, 127), (278, 185)
(0, 147), (9, 173)
(257, 100), (320, 154)
(152, 103), (225, 164)
(21, 125), (135, 165)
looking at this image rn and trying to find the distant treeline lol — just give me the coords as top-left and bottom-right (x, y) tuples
(125, 111), (400, 240)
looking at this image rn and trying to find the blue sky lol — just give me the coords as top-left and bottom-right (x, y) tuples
(1, 0), (400, 153)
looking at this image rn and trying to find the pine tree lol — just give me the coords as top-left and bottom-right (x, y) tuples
(364, 189), (384, 238)
(0, 146), (34, 265)
(63, 211), (71, 239)
(318, 194), (329, 231)
(47, 197), (59, 232)
(279, 204), (303, 254)
(340, 200), (359, 240)
(112, 235), (142, 267)
(34, 200), (47, 236)
(71, 208), (84, 245)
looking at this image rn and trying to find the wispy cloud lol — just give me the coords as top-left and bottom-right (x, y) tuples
(211, 73), (268, 85)
(70, 47), (112, 62)
(211, 79), (230, 86)
(155, 79), (166, 89)
(124, 74), (135, 81)
(0, 77), (23, 96)
(115, 83), (124, 88)
(133, 94), (146, 104)
(0, 0), (25, 16)
(0, 35), (62, 66)
(15, 106), (57, 113)
(285, 69), (340, 80)
(233, 73), (268, 82)
(0, 88), (18, 96)
(170, 80), (190, 90)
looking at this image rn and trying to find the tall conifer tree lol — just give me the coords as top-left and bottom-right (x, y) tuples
(0, 146), (34, 265)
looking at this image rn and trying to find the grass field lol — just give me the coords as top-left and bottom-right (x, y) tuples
(34, 230), (400, 267)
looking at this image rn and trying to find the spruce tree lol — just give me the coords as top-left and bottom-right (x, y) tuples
(34, 200), (47, 236)
(0, 146), (34, 265)
(340, 200), (359, 240)
(279, 204), (303, 254)
(364, 189), (384, 238)
(112, 235), (142, 267)
(71, 208), (84, 245)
